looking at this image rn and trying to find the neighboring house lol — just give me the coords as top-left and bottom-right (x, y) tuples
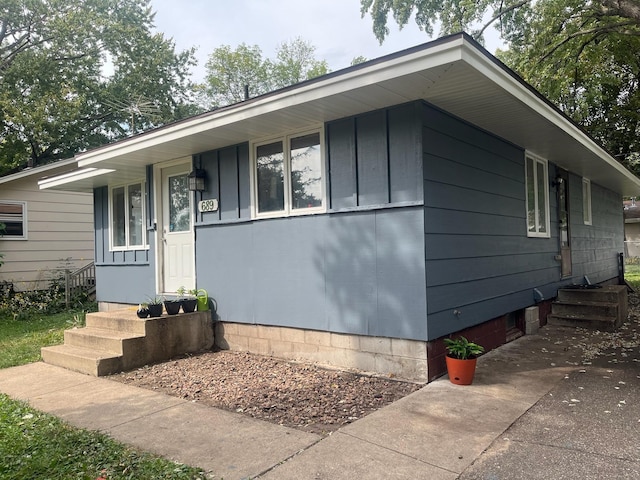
(40, 33), (640, 381)
(624, 199), (640, 257)
(0, 160), (94, 291)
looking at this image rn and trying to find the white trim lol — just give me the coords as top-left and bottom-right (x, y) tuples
(250, 126), (327, 219)
(154, 159), (195, 295)
(108, 180), (148, 251)
(582, 178), (592, 225)
(525, 153), (551, 238)
(0, 158), (78, 185)
(460, 43), (636, 184)
(75, 40), (464, 168)
(0, 200), (27, 240)
(39, 167), (115, 190)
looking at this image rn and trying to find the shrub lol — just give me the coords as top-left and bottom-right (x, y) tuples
(0, 283), (94, 319)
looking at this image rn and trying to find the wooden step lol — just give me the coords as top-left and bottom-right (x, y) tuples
(41, 344), (122, 376)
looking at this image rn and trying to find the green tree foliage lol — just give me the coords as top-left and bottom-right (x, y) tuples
(360, 0), (640, 175)
(0, 0), (198, 175)
(200, 38), (329, 109)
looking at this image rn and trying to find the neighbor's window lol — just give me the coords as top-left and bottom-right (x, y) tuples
(110, 181), (147, 250)
(582, 178), (592, 225)
(253, 130), (324, 217)
(0, 201), (26, 240)
(525, 154), (550, 237)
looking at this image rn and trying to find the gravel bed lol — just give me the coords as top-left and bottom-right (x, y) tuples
(110, 351), (422, 436)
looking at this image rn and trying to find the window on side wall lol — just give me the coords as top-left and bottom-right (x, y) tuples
(252, 129), (325, 218)
(525, 154), (550, 238)
(109, 181), (147, 250)
(582, 178), (592, 225)
(0, 201), (26, 240)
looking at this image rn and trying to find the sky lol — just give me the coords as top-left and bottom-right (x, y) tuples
(149, 0), (505, 83)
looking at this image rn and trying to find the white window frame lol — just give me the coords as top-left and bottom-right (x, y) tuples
(0, 200), (27, 240)
(582, 178), (592, 225)
(525, 153), (551, 238)
(108, 180), (148, 251)
(250, 127), (326, 219)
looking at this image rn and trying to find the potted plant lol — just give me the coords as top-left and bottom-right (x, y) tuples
(178, 286), (198, 313)
(163, 295), (181, 315)
(443, 336), (484, 385)
(147, 297), (163, 318)
(136, 303), (149, 318)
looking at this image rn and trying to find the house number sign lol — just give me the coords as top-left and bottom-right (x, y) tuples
(198, 199), (219, 213)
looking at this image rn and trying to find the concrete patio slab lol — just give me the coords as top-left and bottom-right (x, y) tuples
(108, 401), (321, 480)
(335, 382), (530, 474)
(260, 430), (458, 480)
(0, 362), (98, 400)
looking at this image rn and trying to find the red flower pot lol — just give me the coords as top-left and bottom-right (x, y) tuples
(445, 356), (478, 385)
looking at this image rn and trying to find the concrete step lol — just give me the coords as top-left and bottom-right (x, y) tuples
(557, 286), (624, 304)
(41, 344), (122, 376)
(43, 309), (214, 377)
(64, 327), (145, 355)
(547, 313), (618, 332)
(85, 311), (147, 334)
(551, 300), (619, 318)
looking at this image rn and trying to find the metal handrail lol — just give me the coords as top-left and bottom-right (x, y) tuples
(64, 262), (96, 308)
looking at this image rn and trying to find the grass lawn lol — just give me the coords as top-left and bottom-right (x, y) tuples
(0, 309), (208, 479)
(625, 263), (640, 290)
(0, 309), (87, 369)
(0, 393), (206, 479)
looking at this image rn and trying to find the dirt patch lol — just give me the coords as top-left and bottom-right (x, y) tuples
(109, 351), (422, 436)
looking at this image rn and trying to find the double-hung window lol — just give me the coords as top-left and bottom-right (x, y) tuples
(0, 201), (26, 239)
(252, 129), (325, 218)
(525, 154), (550, 237)
(582, 178), (592, 225)
(110, 181), (147, 250)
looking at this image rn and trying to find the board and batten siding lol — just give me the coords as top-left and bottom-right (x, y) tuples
(93, 184), (154, 304)
(195, 102), (428, 341)
(0, 176), (93, 290)
(421, 103), (623, 340)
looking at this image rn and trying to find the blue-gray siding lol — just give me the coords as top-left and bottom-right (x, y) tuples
(196, 208), (427, 339)
(93, 99), (624, 343)
(421, 103), (622, 339)
(195, 102), (427, 340)
(327, 103), (423, 210)
(94, 184), (155, 304)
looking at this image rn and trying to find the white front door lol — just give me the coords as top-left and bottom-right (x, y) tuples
(161, 164), (195, 293)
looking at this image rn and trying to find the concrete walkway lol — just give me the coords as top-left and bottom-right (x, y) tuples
(1, 320), (639, 479)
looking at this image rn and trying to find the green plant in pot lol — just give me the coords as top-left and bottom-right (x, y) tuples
(163, 295), (181, 315)
(176, 286), (198, 313)
(136, 302), (149, 319)
(147, 297), (163, 318)
(443, 336), (484, 385)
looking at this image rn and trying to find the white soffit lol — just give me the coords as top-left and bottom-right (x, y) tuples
(45, 33), (640, 195)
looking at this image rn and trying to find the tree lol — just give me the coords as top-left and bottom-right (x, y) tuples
(200, 38), (329, 109)
(200, 43), (271, 107)
(360, 0), (640, 174)
(0, 0), (198, 175)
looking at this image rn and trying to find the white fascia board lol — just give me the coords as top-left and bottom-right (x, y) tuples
(77, 38), (465, 168)
(460, 42), (640, 189)
(38, 167), (115, 189)
(0, 157), (78, 185)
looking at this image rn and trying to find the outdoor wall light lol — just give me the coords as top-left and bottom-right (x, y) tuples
(551, 176), (564, 188)
(188, 168), (206, 192)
